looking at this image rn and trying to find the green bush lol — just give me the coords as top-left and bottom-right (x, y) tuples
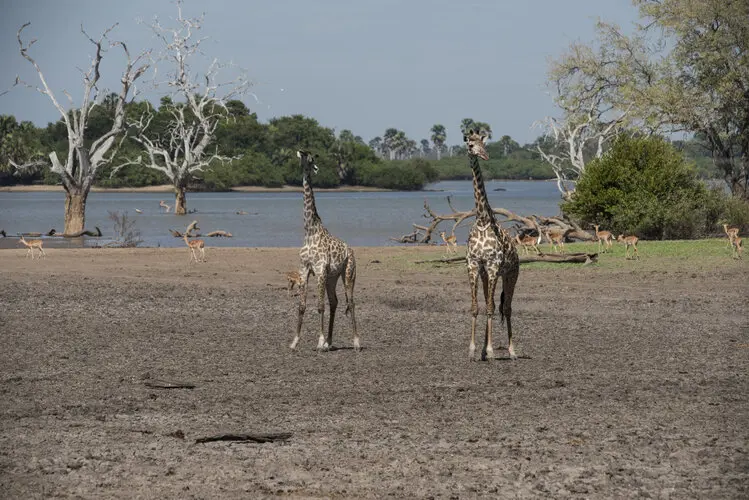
(351, 160), (427, 190)
(562, 135), (749, 239)
(409, 158), (440, 183)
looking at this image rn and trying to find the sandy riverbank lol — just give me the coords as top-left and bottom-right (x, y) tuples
(1, 246), (747, 498)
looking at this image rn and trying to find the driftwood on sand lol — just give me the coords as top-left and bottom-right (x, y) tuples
(144, 379), (196, 389)
(414, 252), (599, 265)
(195, 432), (292, 444)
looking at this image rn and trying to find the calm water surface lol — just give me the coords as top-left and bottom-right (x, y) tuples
(0, 181), (562, 248)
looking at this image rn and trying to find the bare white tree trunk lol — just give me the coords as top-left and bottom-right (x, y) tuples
(14, 23), (149, 234)
(118, 1), (249, 213)
(535, 106), (628, 201)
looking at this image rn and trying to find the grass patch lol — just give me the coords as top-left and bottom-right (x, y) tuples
(371, 238), (746, 274)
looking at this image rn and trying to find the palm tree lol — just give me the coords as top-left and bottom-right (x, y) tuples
(383, 128), (399, 160)
(420, 139), (431, 158)
(369, 136), (383, 157)
(430, 124), (446, 160)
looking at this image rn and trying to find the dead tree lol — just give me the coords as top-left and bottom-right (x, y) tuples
(118, 1), (250, 215)
(402, 196), (595, 245)
(12, 23), (149, 235)
(534, 108), (627, 202)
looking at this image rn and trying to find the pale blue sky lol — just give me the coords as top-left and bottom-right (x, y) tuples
(0, 0), (639, 145)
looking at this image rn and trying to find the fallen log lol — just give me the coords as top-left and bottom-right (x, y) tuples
(205, 230), (232, 238)
(195, 432), (292, 444)
(144, 379), (196, 389)
(415, 252), (598, 265)
(170, 229), (202, 238)
(61, 227), (102, 238)
(399, 196), (595, 245)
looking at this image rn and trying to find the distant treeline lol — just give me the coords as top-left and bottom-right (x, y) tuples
(0, 98), (718, 191)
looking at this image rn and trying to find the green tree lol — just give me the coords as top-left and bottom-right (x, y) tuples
(430, 124), (446, 160)
(562, 135), (748, 239)
(546, 0), (749, 200)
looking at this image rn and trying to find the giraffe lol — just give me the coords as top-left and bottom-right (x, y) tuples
(289, 150), (359, 352)
(464, 131), (520, 361)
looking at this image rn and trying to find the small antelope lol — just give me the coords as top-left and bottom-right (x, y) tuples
(723, 223), (740, 247)
(285, 270), (304, 297)
(593, 224), (614, 253)
(439, 231), (458, 254)
(543, 230), (566, 254)
(18, 234), (46, 259)
(183, 221), (205, 263)
(731, 235), (743, 260)
(159, 200), (172, 213)
(514, 233), (541, 255)
(617, 234), (640, 260)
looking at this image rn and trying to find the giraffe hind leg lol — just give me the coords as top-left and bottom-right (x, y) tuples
(316, 272), (328, 351)
(343, 253), (359, 350)
(290, 268), (311, 350)
(324, 276), (339, 350)
(502, 268), (520, 360)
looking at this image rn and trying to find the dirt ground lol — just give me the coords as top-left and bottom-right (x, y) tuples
(0, 246), (747, 498)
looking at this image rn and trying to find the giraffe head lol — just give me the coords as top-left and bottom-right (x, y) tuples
(297, 150), (319, 175)
(463, 130), (489, 160)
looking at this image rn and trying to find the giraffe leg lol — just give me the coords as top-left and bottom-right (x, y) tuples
(501, 267), (520, 360)
(316, 272), (328, 351)
(482, 269), (499, 361)
(467, 263), (481, 361)
(290, 269), (311, 350)
(343, 252), (359, 351)
(324, 276), (339, 350)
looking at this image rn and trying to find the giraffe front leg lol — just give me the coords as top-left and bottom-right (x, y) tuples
(468, 264), (480, 361)
(316, 272), (328, 351)
(483, 270), (499, 361)
(290, 269), (311, 350)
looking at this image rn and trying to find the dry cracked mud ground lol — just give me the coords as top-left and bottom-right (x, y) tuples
(0, 246), (747, 498)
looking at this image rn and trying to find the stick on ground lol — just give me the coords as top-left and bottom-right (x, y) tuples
(144, 380), (196, 389)
(195, 432), (292, 444)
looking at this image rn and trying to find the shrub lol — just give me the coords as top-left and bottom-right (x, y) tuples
(562, 135), (749, 239)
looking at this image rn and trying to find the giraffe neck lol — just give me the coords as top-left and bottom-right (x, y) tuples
(303, 169), (322, 232)
(469, 154), (497, 228)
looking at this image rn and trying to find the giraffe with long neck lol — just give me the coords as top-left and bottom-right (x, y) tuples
(465, 131), (520, 361)
(290, 150), (359, 352)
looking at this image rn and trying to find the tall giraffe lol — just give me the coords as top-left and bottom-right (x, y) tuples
(289, 150), (359, 352)
(465, 131), (520, 361)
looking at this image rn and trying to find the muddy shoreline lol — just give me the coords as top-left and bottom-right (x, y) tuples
(1, 247), (747, 498)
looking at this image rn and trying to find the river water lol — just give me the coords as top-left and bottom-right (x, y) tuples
(0, 180), (562, 248)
